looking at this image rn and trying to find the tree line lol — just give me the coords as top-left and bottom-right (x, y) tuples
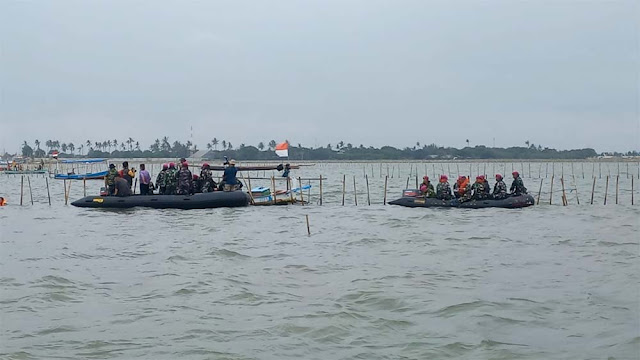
(17, 138), (636, 160)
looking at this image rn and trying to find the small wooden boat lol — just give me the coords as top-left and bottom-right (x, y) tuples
(54, 171), (108, 180)
(72, 191), (250, 209)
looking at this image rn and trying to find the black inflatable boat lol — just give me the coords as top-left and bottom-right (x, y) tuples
(388, 194), (535, 209)
(71, 191), (250, 209)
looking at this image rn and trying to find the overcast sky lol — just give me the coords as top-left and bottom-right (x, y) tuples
(1, 0), (638, 153)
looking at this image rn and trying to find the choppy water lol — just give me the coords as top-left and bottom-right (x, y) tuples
(1, 162), (639, 359)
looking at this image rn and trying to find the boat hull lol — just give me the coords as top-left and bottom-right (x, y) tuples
(71, 191), (250, 209)
(388, 194), (535, 209)
(54, 171), (108, 180)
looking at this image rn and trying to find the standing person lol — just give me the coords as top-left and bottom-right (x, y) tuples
(105, 163), (118, 195)
(510, 171), (528, 195)
(419, 176), (435, 198)
(176, 161), (193, 195)
(139, 164), (151, 195)
(120, 161), (133, 189)
(282, 163), (291, 178)
(493, 174), (508, 199)
(222, 159), (238, 191)
(114, 172), (132, 197)
(164, 162), (178, 195)
(156, 164), (168, 195)
(436, 175), (453, 200)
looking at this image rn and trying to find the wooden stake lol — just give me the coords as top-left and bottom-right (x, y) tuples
(590, 177), (596, 205)
(20, 175), (24, 206)
(366, 174), (371, 206)
(305, 214), (310, 236)
(549, 175), (554, 205)
(27, 176), (33, 205)
(271, 176), (277, 204)
(415, 175), (418, 189)
(341, 174), (346, 206)
(406, 177), (410, 189)
(46, 177), (51, 206)
(615, 175), (619, 204)
(582, 163), (585, 179)
(383, 175), (388, 205)
(572, 175), (580, 205)
(536, 178), (543, 205)
(319, 175), (323, 205)
(83, 177), (87, 197)
(353, 176), (358, 206)
(604, 176), (609, 205)
(632, 176), (634, 205)
(560, 177), (567, 206)
(298, 177), (304, 205)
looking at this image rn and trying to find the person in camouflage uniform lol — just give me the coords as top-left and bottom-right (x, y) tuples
(470, 176), (490, 200)
(492, 174), (508, 199)
(199, 163), (216, 193)
(176, 161), (193, 195)
(156, 163), (168, 195)
(510, 171), (527, 195)
(436, 175), (453, 200)
(105, 163), (118, 195)
(419, 176), (436, 198)
(164, 162), (178, 195)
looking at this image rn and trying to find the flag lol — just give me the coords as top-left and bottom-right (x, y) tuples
(275, 141), (289, 158)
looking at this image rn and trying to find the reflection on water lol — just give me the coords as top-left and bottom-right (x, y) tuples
(1, 162), (639, 359)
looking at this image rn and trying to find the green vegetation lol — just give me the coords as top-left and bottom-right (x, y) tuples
(19, 138), (637, 160)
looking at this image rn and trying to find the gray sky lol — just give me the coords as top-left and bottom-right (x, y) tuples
(1, 0), (638, 153)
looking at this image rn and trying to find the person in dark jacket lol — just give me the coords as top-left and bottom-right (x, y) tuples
(493, 174), (508, 199)
(114, 173), (132, 197)
(510, 171), (527, 195)
(176, 162), (193, 195)
(221, 159), (239, 191)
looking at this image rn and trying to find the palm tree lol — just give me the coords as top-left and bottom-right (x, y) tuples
(212, 138), (219, 150)
(525, 140), (530, 148)
(61, 143), (68, 153)
(227, 142), (233, 150)
(35, 139), (40, 150)
(258, 142), (265, 150)
(127, 137), (134, 151)
(135, 141), (140, 151)
(268, 140), (276, 150)
(161, 137), (170, 151)
(416, 141), (420, 148)
(107, 140), (112, 152)
(113, 139), (118, 150)
(120, 143), (126, 151)
(86, 140), (91, 149)
(207, 142), (212, 150)
(79, 144), (84, 155)
(68, 143), (75, 155)
(465, 139), (470, 147)
(95, 141), (101, 151)
(338, 141), (344, 149)
(222, 140), (227, 149)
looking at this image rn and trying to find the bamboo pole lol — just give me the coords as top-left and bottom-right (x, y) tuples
(271, 176), (277, 204)
(20, 175), (24, 206)
(615, 175), (619, 204)
(63, 179), (67, 204)
(288, 177), (294, 203)
(83, 177), (87, 197)
(305, 214), (310, 236)
(536, 178), (543, 205)
(604, 176), (609, 205)
(366, 174), (371, 206)
(528, 162), (531, 178)
(632, 176), (634, 205)
(298, 177), (304, 205)
(546, 163), (549, 178)
(46, 177), (51, 205)
(415, 175), (418, 189)
(599, 163), (601, 179)
(582, 163), (585, 179)
(27, 176), (33, 205)
(590, 177), (596, 205)
(353, 176), (358, 206)
(626, 163), (629, 179)
(341, 174), (346, 206)
(406, 177), (410, 189)
(560, 177), (567, 206)
(319, 175), (323, 205)
(65, 179), (72, 205)
(549, 175), (554, 205)
(383, 175), (388, 205)
(573, 175), (580, 205)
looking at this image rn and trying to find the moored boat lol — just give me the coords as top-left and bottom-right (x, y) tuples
(54, 171), (108, 180)
(388, 192), (535, 209)
(71, 191), (250, 209)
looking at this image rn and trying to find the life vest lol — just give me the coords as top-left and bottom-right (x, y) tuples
(0, 197), (6, 206)
(457, 178), (469, 195)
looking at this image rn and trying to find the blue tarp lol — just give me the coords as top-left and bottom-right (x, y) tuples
(60, 158), (105, 164)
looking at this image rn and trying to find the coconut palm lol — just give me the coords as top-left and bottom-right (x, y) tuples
(268, 140), (276, 150)
(68, 143), (75, 155)
(258, 142), (265, 151)
(212, 138), (219, 150)
(222, 140), (227, 149)
(465, 139), (470, 147)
